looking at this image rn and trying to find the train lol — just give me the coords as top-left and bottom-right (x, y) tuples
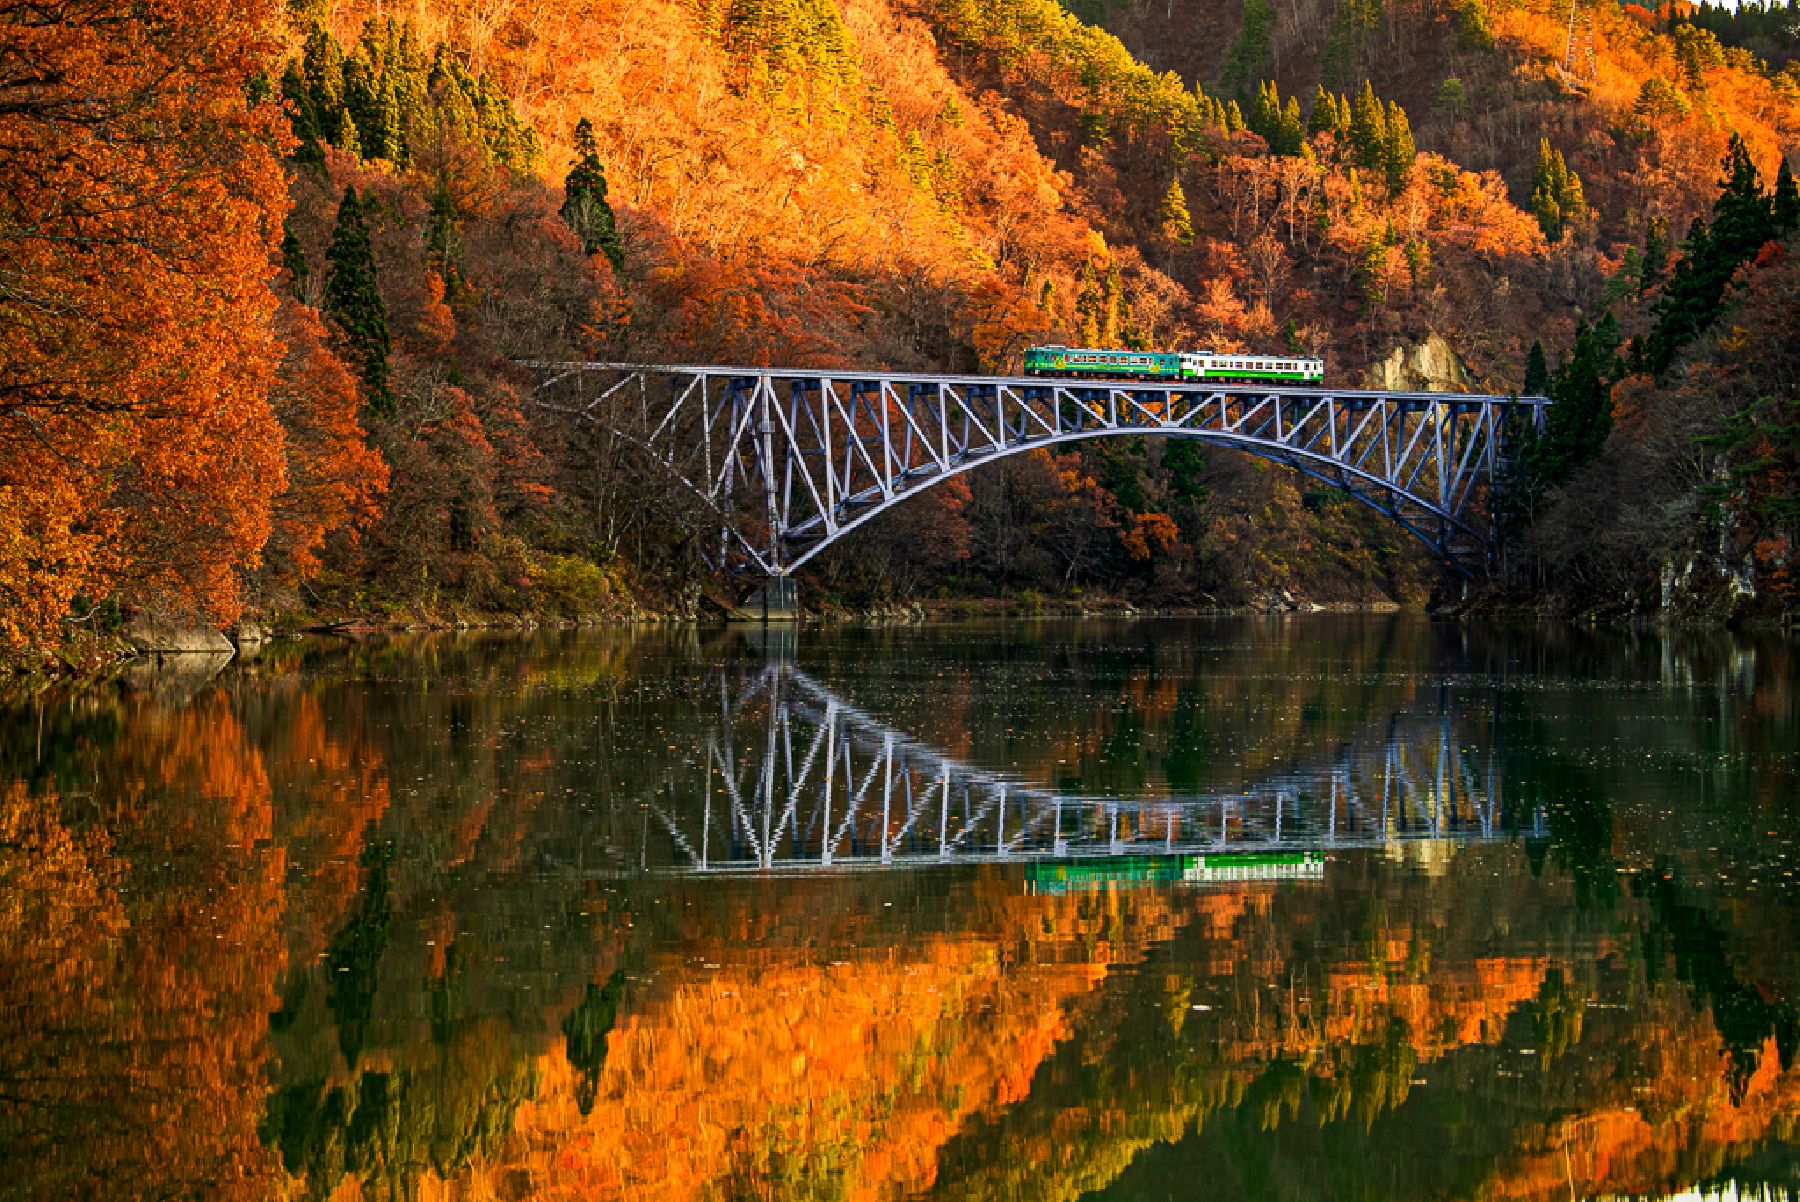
(1022, 344), (1325, 385)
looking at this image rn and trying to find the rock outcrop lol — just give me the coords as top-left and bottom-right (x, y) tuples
(1362, 334), (1475, 393)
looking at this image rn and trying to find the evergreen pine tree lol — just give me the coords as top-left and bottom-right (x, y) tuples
(1645, 136), (1775, 374)
(1560, 165), (1588, 230)
(323, 186), (393, 414)
(1221, 0), (1273, 95)
(301, 24), (350, 149)
(377, 70), (407, 164)
(1774, 159), (1800, 232)
(280, 62), (327, 167)
(1253, 80), (1281, 141)
(1383, 101), (1415, 196)
(1309, 84), (1337, 137)
(561, 118), (625, 271)
(1433, 76), (1468, 120)
(281, 225), (310, 290)
(342, 54), (380, 160)
(1278, 96), (1305, 155)
(1523, 339), (1549, 396)
(1349, 81), (1387, 170)
(1533, 319), (1617, 480)
(1531, 138), (1566, 241)
(1159, 177), (1195, 245)
(1709, 134), (1771, 257)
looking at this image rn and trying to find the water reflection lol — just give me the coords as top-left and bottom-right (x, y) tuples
(651, 658), (1522, 873)
(0, 618), (1797, 1202)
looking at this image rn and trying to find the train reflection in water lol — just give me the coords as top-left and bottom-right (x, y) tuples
(1024, 850), (1327, 895)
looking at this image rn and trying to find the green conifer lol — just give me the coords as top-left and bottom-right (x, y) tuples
(561, 118), (625, 271)
(1349, 81), (1388, 170)
(324, 186), (393, 414)
(1253, 80), (1281, 140)
(1309, 84), (1337, 137)
(280, 62), (327, 167)
(1159, 177), (1195, 244)
(1531, 138), (1585, 242)
(301, 25), (350, 148)
(1645, 135), (1774, 373)
(1772, 159), (1799, 232)
(1523, 340), (1549, 396)
(1535, 318), (1618, 476)
(1221, 0), (1273, 95)
(1383, 101), (1415, 196)
(1704, 135), (1770, 255)
(1278, 96), (1305, 156)
(1433, 77), (1468, 120)
(281, 225), (310, 290)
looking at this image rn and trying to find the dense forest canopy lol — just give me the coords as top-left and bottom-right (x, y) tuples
(2, 0), (1799, 662)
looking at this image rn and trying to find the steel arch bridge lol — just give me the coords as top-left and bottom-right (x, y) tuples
(535, 362), (1548, 579)
(634, 659), (1534, 876)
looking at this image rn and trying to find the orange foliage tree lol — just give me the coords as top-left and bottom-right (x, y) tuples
(0, 0), (292, 651)
(257, 300), (390, 601)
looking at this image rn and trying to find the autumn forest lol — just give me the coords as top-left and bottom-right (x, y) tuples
(4, 0), (1800, 659)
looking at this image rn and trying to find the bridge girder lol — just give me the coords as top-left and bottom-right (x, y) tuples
(534, 363), (1549, 577)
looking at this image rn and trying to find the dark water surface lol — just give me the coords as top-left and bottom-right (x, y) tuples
(3, 617), (1799, 1201)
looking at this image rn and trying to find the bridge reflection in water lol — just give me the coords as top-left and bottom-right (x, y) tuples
(643, 660), (1536, 875)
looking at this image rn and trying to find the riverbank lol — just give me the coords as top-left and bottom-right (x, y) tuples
(16, 575), (1798, 681)
(2, 588), (1420, 678)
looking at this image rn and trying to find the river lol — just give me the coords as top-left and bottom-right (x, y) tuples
(2, 617), (1797, 1200)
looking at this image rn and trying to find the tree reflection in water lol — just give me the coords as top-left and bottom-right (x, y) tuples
(0, 620), (1797, 1201)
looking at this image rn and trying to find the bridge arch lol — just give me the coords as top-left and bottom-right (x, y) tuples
(774, 425), (1486, 575)
(533, 362), (1547, 580)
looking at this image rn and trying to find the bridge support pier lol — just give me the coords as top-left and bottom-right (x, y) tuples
(729, 576), (799, 623)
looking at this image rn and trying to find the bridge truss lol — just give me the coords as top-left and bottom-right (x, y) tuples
(536, 362), (1549, 577)
(637, 661), (1537, 875)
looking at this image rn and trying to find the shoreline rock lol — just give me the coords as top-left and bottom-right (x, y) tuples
(124, 616), (235, 656)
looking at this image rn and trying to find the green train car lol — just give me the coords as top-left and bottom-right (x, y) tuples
(1024, 850), (1325, 895)
(1022, 344), (1325, 385)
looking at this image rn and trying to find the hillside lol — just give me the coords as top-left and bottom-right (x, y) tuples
(2, 0), (1798, 659)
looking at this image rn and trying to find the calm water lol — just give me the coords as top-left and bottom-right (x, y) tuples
(3, 617), (1799, 1201)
